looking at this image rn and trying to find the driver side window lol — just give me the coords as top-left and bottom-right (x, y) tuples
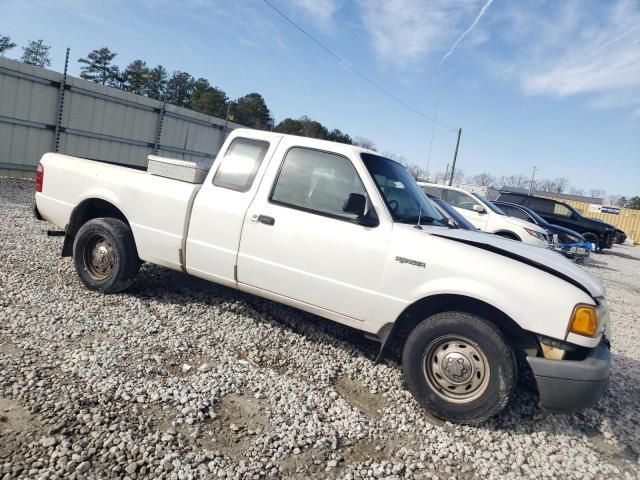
(271, 147), (366, 220)
(446, 190), (479, 211)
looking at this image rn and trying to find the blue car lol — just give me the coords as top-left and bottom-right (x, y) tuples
(552, 241), (594, 264)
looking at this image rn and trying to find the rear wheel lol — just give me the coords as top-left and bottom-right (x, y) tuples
(402, 312), (516, 424)
(73, 218), (140, 293)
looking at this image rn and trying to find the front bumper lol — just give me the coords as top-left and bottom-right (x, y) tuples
(527, 340), (611, 413)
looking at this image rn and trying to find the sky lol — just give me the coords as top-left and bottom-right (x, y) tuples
(1, 0), (639, 197)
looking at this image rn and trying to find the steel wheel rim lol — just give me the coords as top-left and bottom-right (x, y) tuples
(83, 234), (115, 281)
(422, 335), (490, 404)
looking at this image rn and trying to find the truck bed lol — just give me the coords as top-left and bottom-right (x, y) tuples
(36, 153), (200, 271)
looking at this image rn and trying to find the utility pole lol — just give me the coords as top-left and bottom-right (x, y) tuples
(426, 103), (438, 181)
(447, 128), (462, 186)
(443, 163), (450, 185)
(53, 47), (70, 153)
(528, 166), (538, 196)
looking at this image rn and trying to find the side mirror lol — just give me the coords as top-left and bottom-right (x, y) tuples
(343, 193), (367, 217)
(343, 193), (379, 227)
(472, 204), (486, 214)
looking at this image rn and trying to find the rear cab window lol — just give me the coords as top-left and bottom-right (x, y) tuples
(213, 137), (270, 192)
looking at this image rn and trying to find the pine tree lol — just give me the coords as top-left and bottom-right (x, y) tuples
(190, 78), (228, 118)
(122, 60), (150, 95)
(165, 71), (195, 108)
(21, 39), (51, 68)
(78, 47), (119, 85)
(145, 65), (168, 100)
(233, 93), (272, 129)
(0, 35), (17, 55)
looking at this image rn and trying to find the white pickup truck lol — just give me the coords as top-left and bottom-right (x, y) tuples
(34, 129), (611, 423)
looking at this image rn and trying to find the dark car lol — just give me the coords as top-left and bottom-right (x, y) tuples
(493, 201), (585, 244)
(614, 229), (627, 244)
(427, 194), (477, 231)
(496, 192), (615, 250)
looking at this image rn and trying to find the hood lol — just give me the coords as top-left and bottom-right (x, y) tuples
(410, 225), (604, 298)
(578, 216), (615, 231)
(546, 224), (585, 241)
(504, 216), (547, 234)
(590, 218), (617, 230)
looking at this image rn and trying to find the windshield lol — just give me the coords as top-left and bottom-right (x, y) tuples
(361, 153), (446, 225)
(518, 205), (548, 225)
(471, 193), (505, 215)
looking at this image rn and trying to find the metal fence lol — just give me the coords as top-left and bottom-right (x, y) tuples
(0, 55), (241, 177)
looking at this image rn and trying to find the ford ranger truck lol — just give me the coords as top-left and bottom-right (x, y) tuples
(34, 129), (611, 424)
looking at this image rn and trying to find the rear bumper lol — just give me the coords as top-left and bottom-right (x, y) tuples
(527, 340), (611, 412)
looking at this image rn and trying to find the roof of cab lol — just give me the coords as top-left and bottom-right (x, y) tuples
(229, 128), (379, 158)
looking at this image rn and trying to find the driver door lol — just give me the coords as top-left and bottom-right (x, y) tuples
(236, 144), (391, 321)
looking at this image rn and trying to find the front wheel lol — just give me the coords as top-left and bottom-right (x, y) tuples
(73, 218), (140, 293)
(582, 232), (601, 252)
(402, 312), (516, 424)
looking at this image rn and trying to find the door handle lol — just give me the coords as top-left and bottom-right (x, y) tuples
(257, 215), (275, 226)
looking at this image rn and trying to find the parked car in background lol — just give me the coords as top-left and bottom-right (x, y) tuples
(419, 183), (550, 248)
(497, 192), (616, 251)
(493, 201), (586, 244)
(494, 201), (592, 263)
(426, 194), (478, 231)
(552, 241), (592, 264)
(34, 129), (612, 423)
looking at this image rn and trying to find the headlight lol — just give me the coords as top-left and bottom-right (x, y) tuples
(569, 304), (598, 337)
(524, 228), (546, 241)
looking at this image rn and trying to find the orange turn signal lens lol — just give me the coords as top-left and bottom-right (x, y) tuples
(569, 305), (598, 337)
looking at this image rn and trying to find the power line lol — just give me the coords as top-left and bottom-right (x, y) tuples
(261, 0), (458, 132)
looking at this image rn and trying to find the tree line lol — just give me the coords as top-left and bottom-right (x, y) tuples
(0, 35), (361, 142)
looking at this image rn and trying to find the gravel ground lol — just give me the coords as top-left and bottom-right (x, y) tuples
(1, 176), (639, 480)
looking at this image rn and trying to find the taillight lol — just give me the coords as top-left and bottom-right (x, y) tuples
(35, 163), (44, 192)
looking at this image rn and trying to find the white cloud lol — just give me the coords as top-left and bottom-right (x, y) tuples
(358, 0), (482, 66)
(495, 0), (640, 116)
(288, 0), (341, 26)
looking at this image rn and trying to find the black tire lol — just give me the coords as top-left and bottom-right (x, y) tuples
(402, 312), (516, 424)
(582, 232), (601, 252)
(73, 217), (140, 293)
